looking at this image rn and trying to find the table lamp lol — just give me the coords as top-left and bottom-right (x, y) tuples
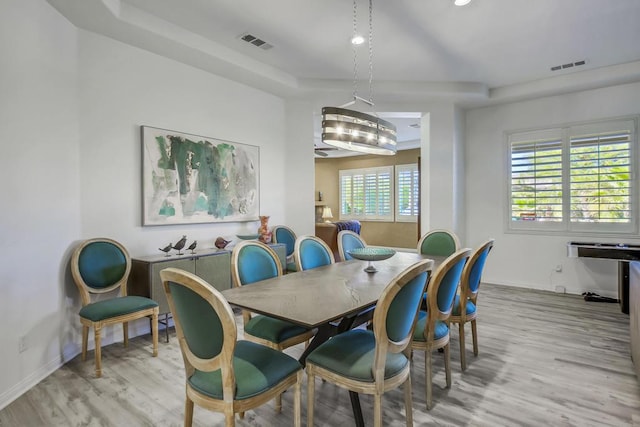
(322, 207), (333, 223)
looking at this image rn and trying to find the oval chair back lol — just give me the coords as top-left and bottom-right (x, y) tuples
(451, 238), (495, 370)
(294, 235), (335, 271)
(337, 230), (366, 261)
(231, 240), (283, 287)
(272, 225), (297, 258)
(160, 267), (303, 426)
(417, 229), (461, 257)
(71, 238), (159, 377)
(412, 247), (471, 410)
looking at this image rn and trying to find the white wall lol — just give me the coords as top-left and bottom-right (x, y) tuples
(466, 81), (640, 296)
(0, 0), (80, 408)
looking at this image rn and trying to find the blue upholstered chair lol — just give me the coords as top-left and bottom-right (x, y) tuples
(160, 267), (302, 427)
(337, 229), (366, 261)
(231, 241), (314, 352)
(306, 260), (432, 427)
(450, 239), (494, 371)
(417, 229), (461, 257)
(294, 235), (335, 271)
(411, 248), (471, 409)
(272, 225), (298, 273)
(71, 238), (159, 378)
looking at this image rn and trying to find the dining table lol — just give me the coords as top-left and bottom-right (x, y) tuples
(222, 250), (443, 427)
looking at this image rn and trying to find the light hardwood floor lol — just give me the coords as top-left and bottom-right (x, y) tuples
(1, 284), (639, 426)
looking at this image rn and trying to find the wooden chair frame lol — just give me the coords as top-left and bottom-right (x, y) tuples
(416, 229), (461, 256)
(230, 240), (314, 352)
(71, 238), (158, 378)
(161, 268), (302, 427)
(411, 248), (471, 409)
(306, 259), (432, 427)
(337, 229), (366, 262)
(294, 235), (335, 271)
(450, 239), (495, 371)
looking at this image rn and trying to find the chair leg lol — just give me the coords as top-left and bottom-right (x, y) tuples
(307, 371), (315, 427)
(81, 325), (89, 361)
(373, 393), (382, 427)
(224, 408), (235, 427)
(425, 350), (433, 410)
(471, 319), (479, 356)
(151, 311), (159, 357)
(123, 322), (128, 347)
(184, 396), (194, 427)
(444, 343), (451, 389)
(94, 325), (102, 378)
(403, 377), (413, 427)
(275, 393), (282, 413)
(459, 322), (467, 371)
(294, 370), (302, 427)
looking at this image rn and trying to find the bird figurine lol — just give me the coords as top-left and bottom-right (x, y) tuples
(172, 235), (187, 255)
(215, 237), (231, 249)
(159, 243), (172, 257)
(187, 240), (197, 254)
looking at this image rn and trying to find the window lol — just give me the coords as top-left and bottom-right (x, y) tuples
(340, 166), (394, 221)
(396, 164), (419, 222)
(508, 118), (637, 234)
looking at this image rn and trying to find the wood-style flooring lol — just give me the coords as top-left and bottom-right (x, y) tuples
(1, 284), (639, 426)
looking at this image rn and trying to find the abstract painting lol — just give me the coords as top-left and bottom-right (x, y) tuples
(141, 126), (259, 225)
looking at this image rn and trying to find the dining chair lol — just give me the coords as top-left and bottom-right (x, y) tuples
(160, 267), (302, 427)
(417, 229), (461, 257)
(71, 238), (159, 378)
(450, 239), (495, 371)
(294, 235), (335, 271)
(272, 225), (298, 273)
(231, 240), (314, 352)
(337, 229), (366, 261)
(306, 259), (432, 427)
(411, 248), (471, 409)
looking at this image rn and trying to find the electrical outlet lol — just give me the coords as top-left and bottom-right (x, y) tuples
(18, 336), (27, 353)
(554, 264), (563, 272)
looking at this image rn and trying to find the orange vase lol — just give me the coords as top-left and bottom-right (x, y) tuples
(258, 215), (272, 244)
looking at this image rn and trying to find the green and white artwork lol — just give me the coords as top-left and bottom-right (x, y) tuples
(142, 126), (259, 225)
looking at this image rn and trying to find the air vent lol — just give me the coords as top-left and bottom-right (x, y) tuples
(409, 123), (421, 129)
(239, 33), (273, 50)
(550, 59), (587, 72)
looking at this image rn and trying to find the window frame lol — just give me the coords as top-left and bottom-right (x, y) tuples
(506, 116), (638, 235)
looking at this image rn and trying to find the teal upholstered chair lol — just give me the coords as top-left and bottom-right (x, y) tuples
(160, 268), (302, 427)
(231, 240), (314, 352)
(294, 235), (335, 271)
(337, 230), (366, 261)
(272, 225), (298, 273)
(306, 259), (432, 427)
(417, 229), (461, 257)
(71, 238), (159, 378)
(411, 248), (471, 409)
(450, 239), (494, 371)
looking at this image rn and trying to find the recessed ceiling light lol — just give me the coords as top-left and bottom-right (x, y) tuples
(454, 0), (472, 6)
(351, 35), (365, 45)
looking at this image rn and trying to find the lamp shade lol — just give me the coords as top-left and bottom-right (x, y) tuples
(322, 206), (334, 222)
(322, 107), (397, 156)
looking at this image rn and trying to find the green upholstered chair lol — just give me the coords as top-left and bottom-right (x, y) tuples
(411, 248), (471, 409)
(337, 230), (366, 262)
(71, 238), (159, 378)
(450, 239), (494, 371)
(231, 240), (314, 352)
(306, 259), (432, 427)
(294, 235), (335, 271)
(160, 268), (302, 427)
(272, 225), (298, 273)
(417, 229), (461, 257)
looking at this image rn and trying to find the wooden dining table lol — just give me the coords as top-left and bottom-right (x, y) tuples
(222, 250), (441, 427)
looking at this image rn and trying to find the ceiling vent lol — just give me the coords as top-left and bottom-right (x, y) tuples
(550, 59), (587, 72)
(239, 33), (273, 50)
(409, 123), (421, 129)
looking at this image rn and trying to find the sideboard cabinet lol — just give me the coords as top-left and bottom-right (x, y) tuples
(128, 249), (231, 316)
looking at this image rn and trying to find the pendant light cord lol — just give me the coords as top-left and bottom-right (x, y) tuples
(352, 0), (358, 101)
(368, 0), (374, 105)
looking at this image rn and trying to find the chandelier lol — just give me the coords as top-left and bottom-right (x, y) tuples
(321, 0), (397, 156)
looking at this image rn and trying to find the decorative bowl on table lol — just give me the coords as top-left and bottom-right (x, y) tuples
(347, 247), (396, 273)
(236, 234), (260, 240)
